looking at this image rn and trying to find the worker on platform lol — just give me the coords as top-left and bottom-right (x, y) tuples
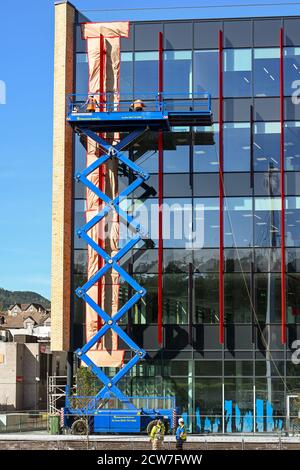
(86, 95), (98, 113)
(150, 419), (165, 450)
(175, 417), (187, 451)
(129, 99), (145, 112)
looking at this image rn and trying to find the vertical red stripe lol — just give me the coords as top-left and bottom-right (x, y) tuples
(158, 31), (164, 345)
(280, 27), (286, 344)
(218, 30), (224, 345)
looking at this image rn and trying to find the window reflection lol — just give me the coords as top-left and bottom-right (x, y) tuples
(76, 53), (88, 94)
(254, 48), (280, 97)
(254, 197), (281, 247)
(163, 273), (188, 324)
(193, 124), (219, 172)
(253, 122), (280, 172)
(194, 274), (219, 323)
(164, 145), (190, 173)
(224, 123), (251, 172)
(255, 273), (281, 322)
(194, 198), (219, 248)
(120, 52), (133, 99)
(194, 50), (218, 98)
(134, 51), (158, 99)
(284, 122), (300, 171)
(285, 197), (300, 247)
(287, 273), (300, 323)
(284, 47), (300, 96)
(225, 273), (252, 323)
(223, 49), (252, 97)
(224, 197), (253, 247)
(164, 50), (192, 97)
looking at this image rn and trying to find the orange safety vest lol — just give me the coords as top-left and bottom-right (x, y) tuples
(87, 98), (97, 112)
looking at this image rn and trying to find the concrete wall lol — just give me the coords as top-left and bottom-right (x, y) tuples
(0, 343), (18, 410)
(0, 342), (48, 411)
(51, 1), (75, 352)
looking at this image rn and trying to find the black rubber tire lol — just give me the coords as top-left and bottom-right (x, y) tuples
(146, 419), (157, 436)
(71, 418), (89, 435)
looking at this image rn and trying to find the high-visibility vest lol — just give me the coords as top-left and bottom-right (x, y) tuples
(150, 423), (165, 440)
(87, 99), (97, 111)
(176, 425), (187, 441)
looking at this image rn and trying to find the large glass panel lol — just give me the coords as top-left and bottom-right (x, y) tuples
(120, 52), (133, 99)
(287, 247), (300, 272)
(74, 199), (86, 249)
(194, 248), (219, 272)
(255, 248), (281, 272)
(134, 51), (158, 99)
(224, 123), (251, 172)
(286, 197), (300, 247)
(163, 274), (188, 324)
(284, 47), (300, 96)
(224, 197), (253, 248)
(194, 274), (219, 323)
(164, 145), (189, 173)
(287, 273), (300, 324)
(193, 124), (219, 173)
(193, 174), (219, 197)
(163, 360), (188, 376)
(162, 198), (193, 248)
(223, 49), (252, 97)
(285, 122), (300, 171)
(253, 122), (280, 172)
(224, 173), (252, 196)
(194, 378), (222, 417)
(164, 50), (192, 97)
(163, 249), (192, 273)
(255, 378), (285, 429)
(224, 361), (253, 376)
(255, 273), (281, 322)
(194, 50), (218, 98)
(76, 53), (88, 94)
(254, 197), (281, 247)
(195, 361), (222, 376)
(133, 274), (157, 324)
(224, 378), (253, 432)
(224, 248), (252, 272)
(254, 48), (280, 97)
(132, 248), (158, 274)
(74, 250), (87, 274)
(254, 172), (280, 196)
(255, 361), (284, 376)
(194, 198), (219, 248)
(225, 273), (252, 323)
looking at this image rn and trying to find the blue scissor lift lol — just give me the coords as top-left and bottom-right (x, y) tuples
(64, 92), (213, 434)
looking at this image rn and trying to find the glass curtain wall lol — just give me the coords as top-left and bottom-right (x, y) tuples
(73, 21), (300, 432)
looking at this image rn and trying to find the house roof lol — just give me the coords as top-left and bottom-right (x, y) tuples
(8, 303), (48, 312)
(3, 312), (51, 329)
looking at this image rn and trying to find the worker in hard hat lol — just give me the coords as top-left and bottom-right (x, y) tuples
(86, 95), (98, 113)
(149, 419), (165, 450)
(175, 418), (187, 450)
(129, 99), (145, 112)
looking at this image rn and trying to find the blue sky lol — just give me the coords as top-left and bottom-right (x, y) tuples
(1, 0), (300, 300)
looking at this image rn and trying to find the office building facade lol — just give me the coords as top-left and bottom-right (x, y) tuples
(52, 1), (300, 432)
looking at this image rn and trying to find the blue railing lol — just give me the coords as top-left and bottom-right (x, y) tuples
(67, 92), (211, 115)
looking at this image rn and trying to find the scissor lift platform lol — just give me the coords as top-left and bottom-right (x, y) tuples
(64, 91), (213, 434)
(67, 92), (213, 132)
